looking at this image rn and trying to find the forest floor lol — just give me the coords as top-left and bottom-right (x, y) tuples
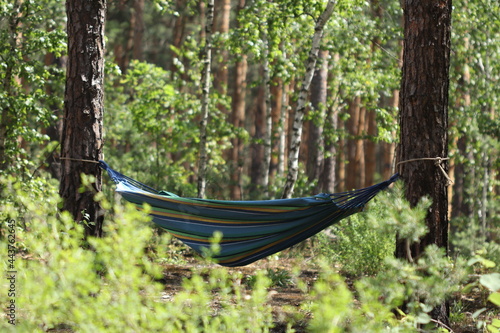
(158, 253), (498, 333)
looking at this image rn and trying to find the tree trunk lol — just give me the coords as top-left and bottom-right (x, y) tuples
(318, 105), (338, 193)
(382, 90), (398, 180)
(282, 0), (336, 198)
(355, 106), (366, 188)
(259, 33), (273, 196)
(197, 0), (214, 198)
(345, 96), (361, 190)
(365, 107), (376, 187)
(269, 77), (283, 182)
(337, 115), (345, 191)
(277, 79), (289, 179)
(450, 39), (471, 219)
(395, 0), (452, 325)
(307, 50), (328, 184)
(214, 0), (230, 95)
(249, 85), (265, 198)
(229, 0), (247, 200)
(132, 0), (145, 61)
(60, 0), (106, 237)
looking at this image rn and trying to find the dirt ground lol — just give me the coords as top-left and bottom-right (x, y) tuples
(157, 253), (499, 333)
(158, 254), (317, 332)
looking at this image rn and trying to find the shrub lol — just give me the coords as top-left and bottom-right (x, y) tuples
(0, 176), (274, 332)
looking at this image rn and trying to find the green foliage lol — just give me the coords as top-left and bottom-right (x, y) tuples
(304, 249), (465, 333)
(303, 245), (466, 332)
(323, 182), (428, 276)
(0, 176), (274, 332)
(104, 59), (234, 196)
(0, 0), (65, 175)
(326, 212), (395, 276)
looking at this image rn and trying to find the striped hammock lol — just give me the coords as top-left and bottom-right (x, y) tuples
(100, 161), (398, 267)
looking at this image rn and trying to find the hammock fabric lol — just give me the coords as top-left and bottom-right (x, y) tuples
(100, 161), (399, 267)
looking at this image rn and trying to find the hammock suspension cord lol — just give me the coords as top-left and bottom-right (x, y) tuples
(59, 156), (452, 185)
(396, 156), (453, 186)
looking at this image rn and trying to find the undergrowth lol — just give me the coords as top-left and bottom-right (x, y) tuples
(0, 176), (498, 332)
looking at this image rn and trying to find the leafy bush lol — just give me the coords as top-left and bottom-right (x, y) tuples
(306, 234), (467, 332)
(0, 176), (273, 332)
(322, 182), (428, 276)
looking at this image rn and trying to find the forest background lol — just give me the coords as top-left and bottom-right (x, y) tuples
(0, 0), (499, 331)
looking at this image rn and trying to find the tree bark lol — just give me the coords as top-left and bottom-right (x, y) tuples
(197, 0), (215, 198)
(307, 49), (328, 185)
(214, 0), (230, 96)
(282, 0), (336, 198)
(277, 79), (289, 179)
(382, 90), (399, 180)
(132, 0), (145, 61)
(259, 32), (273, 196)
(229, 0), (247, 200)
(317, 105), (338, 193)
(395, 0), (452, 325)
(60, 0), (106, 237)
(365, 107), (376, 187)
(337, 115), (345, 192)
(345, 96), (361, 190)
(249, 85), (265, 198)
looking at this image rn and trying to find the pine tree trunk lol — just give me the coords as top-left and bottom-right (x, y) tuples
(282, 0), (336, 198)
(60, 0), (106, 237)
(396, 0), (452, 325)
(259, 33), (273, 196)
(250, 85), (265, 198)
(345, 96), (361, 190)
(229, 0), (247, 200)
(197, 0), (215, 198)
(214, 0), (230, 95)
(132, 0), (144, 61)
(307, 50), (328, 184)
(337, 115), (345, 191)
(365, 108), (376, 187)
(355, 106), (366, 188)
(229, 56), (247, 200)
(318, 105), (338, 193)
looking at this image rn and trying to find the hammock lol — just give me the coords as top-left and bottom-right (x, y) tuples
(100, 161), (399, 267)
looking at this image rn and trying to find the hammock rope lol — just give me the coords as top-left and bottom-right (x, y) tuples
(396, 156), (453, 185)
(99, 161), (399, 267)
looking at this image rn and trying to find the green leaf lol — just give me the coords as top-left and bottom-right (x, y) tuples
(488, 292), (500, 307)
(487, 324), (500, 333)
(472, 308), (487, 319)
(415, 312), (431, 324)
(480, 273), (500, 291)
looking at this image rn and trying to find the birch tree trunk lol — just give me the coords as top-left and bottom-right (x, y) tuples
(282, 0), (336, 198)
(59, 0), (106, 237)
(197, 0), (215, 198)
(277, 79), (289, 179)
